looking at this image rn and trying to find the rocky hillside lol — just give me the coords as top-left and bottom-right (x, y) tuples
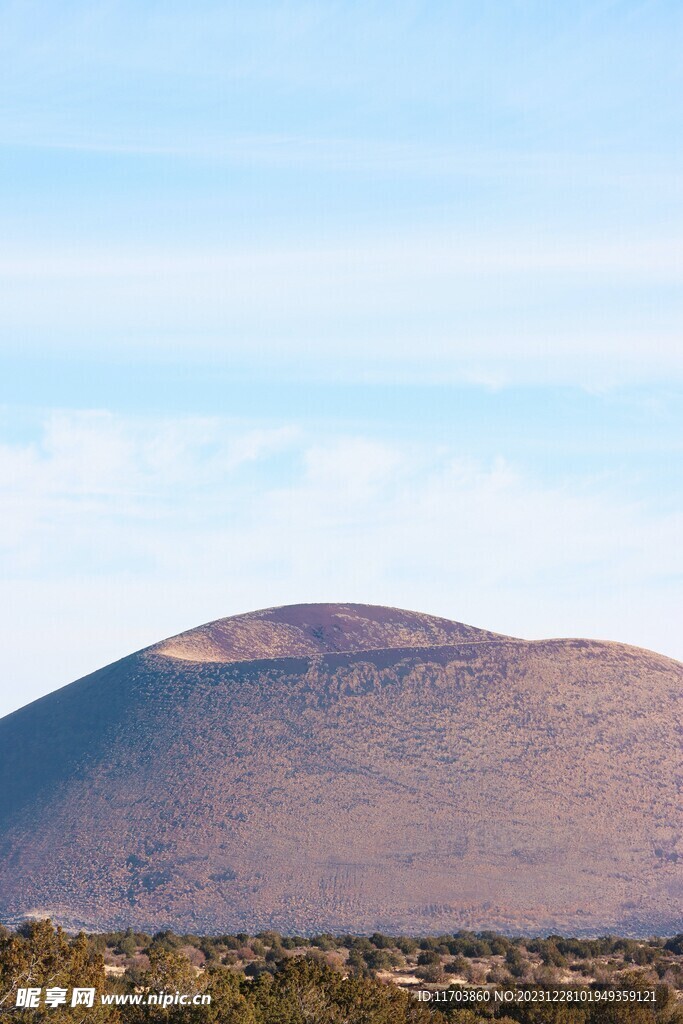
(0, 603), (680, 935)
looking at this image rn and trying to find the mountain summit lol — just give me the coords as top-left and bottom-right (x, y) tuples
(152, 602), (507, 661)
(0, 603), (680, 936)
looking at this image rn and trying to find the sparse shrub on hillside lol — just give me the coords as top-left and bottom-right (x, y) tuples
(180, 943), (205, 967)
(661, 964), (683, 988)
(418, 950), (443, 966)
(528, 939), (566, 967)
(350, 936), (376, 954)
(416, 963), (447, 984)
(420, 937), (451, 955)
(551, 938), (587, 958)
(631, 946), (657, 966)
(365, 948), (394, 972)
(302, 947), (327, 965)
(189, 968), (257, 1024)
(243, 961), (269, 979)
(505, 946), (529, 978)
(149, 929), (184, 952)
(143, 946), (198, 993)
(449, 937), (493, 958)
(88, 933), (107, 956)
(464, 962), (488, 985)
(533, 965), (561, 986)
(396, 936), (420, 955)
(420, 937), (442, 951)
(113, 930), (137, 956)
(124, 954), (150, 986)
(446, 955), (470, 976)
(198, 940), (222, 964)
(347, 947), (372, 977)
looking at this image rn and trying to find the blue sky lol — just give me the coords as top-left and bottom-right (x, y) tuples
(1, 1), (682, 716)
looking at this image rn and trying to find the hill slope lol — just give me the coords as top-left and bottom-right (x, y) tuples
(0, 603), (680, 935)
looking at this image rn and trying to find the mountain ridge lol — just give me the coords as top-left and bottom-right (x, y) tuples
(151, 601), (510, 662)
(0, 603), (680, 936)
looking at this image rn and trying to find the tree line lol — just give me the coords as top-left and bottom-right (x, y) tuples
(2, 920), (683, 1023)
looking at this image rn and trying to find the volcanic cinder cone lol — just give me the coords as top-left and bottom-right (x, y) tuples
(0, 603), (680, 936)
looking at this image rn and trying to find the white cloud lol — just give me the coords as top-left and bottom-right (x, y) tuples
(1, 229), (680, 388)
(0, 411), (681, 717)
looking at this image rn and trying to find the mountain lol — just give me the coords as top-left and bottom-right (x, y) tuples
(0, 603), (680, 936)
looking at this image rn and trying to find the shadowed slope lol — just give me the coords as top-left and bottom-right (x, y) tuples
(0, 604), (680, 936)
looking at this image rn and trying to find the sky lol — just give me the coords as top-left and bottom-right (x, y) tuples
(1, 0), (682, 717)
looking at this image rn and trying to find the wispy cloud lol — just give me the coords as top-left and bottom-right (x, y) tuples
(1, 229), (680, 387)
(2, 3), (681, 390)
(1, 133), (680, 197)
(1, 2), (681, 716)
(0, 410), (680, 717)
(3, 232), (682, 278)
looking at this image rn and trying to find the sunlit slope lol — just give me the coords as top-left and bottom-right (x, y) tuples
(0, 604), (680, 935)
